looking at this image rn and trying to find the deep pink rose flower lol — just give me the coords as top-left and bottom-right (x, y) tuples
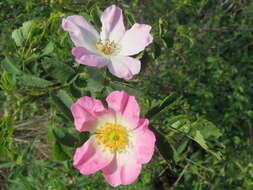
(62, 5), (153, 80)
(71, 91), (156, 186)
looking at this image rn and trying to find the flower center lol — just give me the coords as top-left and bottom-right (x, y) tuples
(95, 122), (128, 153)
(96, 40), (117, 56)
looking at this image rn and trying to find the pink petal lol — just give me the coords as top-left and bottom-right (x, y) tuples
(101, 118), (155, 186)
(102, 156), (141, 186)
(119, 24), (153, 56)
(73, 137), (114, 175)
(108, 56), (140, 80)
(100, 5), (125, 43)
(72, 47), (109, 68)
(133, 119), (156, 164)
(62, 15), (99, 52)
(106, 91), (140, 129)
(71, 96), (106, 132)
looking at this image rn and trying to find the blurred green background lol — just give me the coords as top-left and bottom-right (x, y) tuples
(0, 0), (253, 189)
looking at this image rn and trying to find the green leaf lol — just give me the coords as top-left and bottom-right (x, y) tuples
(145, 93), (180, 118)
(80, 11), (92, 21)
(0, 72), (16, 92)
(23, 53), (40, 64)
(167, 115), (222, 160)
(1, 56), (22, 74)
(18, 74), (54, 88)
(124, 10), (136, 25)
(87, 78), (104, 93)
(53, 128), (78, 147)
(57, 90), (74, 108)
(86, 67), (105, 93)
(90, 5), (102, 29)
(11, 29), (23, 47)
(167, 114), (190, 126)
(170, 116), (191, 134)
(194, 130), (208, 150)
(207, 56), (222, 63)
(11, 20), (34, 46)
(191, 118), (222, 139)
(69, 84), (82, 98)
(108, 81), (142, 98)
(78, 132), (90, 146)
(150, 126), (173, 163)
(0, 161), (15, 169)
(52, 142), (70, 161)
(42, 58), (75, 83)
(193, 130), (222, 160)
(50, 92), (73, 121)
(177, 140), (189, 155)
(42, 41), (55, 56)
(153, 42), (162, 59)
(172, 140), (189, 163)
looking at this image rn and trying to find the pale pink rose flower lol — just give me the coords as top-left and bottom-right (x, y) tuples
(71, 91), (156, 186)
(62, 5), (153, 80)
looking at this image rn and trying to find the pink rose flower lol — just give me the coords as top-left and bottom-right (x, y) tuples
(62, 5), (153, 80)
(71, 91), (156, 186)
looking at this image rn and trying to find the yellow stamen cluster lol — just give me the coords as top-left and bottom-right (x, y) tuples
(95, 123), (128, 153)
(96, 40), (117, 56)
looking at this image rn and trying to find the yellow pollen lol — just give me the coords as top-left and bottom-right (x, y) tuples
(95, 123), (128, 153)
(96, 40), (117, 56)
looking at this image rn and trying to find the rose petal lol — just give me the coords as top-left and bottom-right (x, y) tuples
(133, 119), (156, 164)
(101, 119), (155, 186)
(100, 5), (125, 43)
(71, 96), (106, 132)
(102, 155), (141, 186)
(73, 137), (114, 175)
(72, 47), (109, 68)
(119, 24), (153, 56)
(108, 56), (140, 80)
(106, 91), (140, 129)
(62, 15), (99, 52)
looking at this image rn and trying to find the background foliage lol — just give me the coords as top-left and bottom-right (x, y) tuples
(1, 0), (253, 189)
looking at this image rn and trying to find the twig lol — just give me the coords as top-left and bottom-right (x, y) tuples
(13, 138), (29, 143)
(166, 124), (196, 142)
(171, 49), (186, 64)
(202, 27), (253, 33)
(173, 163), (189, 186)
(247, 120), (253, 145)
(184, 157), (212, 172)
(15, 116), (48, 129)
(158, 164), (170, 178)
(14, 138), (51, 158)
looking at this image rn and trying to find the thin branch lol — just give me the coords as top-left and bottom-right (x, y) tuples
(157, 164), (170, 178)
(15, 116), (48, 129)
(202, 27), (253, 33)
(173, 163), (189, 187)
(184, 157), (212, 172)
